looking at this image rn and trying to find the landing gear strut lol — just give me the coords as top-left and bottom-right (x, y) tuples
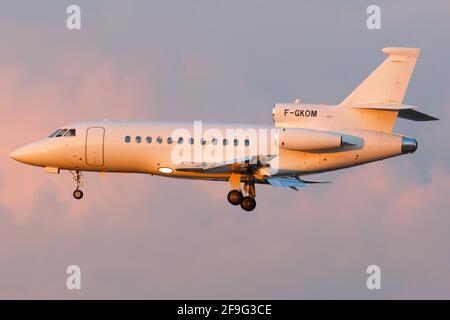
(70, 170), (84, 200)
(240, 180), (256, 212)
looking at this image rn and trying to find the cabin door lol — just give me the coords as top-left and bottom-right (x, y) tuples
(86, 127), (105, 166)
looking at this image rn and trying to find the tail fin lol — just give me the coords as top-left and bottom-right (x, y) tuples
(341, 47), (420, 107)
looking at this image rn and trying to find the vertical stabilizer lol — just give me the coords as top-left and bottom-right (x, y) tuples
(341, 47), (420, 107)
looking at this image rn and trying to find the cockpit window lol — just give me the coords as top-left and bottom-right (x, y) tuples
(55, 129), (68, 137)
(49, 128), (76, 138)
(49, 129), (62, 138)
(64, 129), (76, 137)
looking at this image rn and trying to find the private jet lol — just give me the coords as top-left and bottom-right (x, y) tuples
(10, 47), (438, 211)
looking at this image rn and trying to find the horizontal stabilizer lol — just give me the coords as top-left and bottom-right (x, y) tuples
(353, 104), (438, 121)
(398, 109), (439, 121)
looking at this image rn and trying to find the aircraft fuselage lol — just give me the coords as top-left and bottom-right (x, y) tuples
(10, 120), (412, 181)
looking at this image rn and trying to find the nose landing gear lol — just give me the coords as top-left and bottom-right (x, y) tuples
(73, 189), (83, 200)
(70, 170), (85, 200)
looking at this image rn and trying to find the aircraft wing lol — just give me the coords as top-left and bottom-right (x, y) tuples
(265, 177), (330, 191)
(176, 156), (330, 191)
(175, 154), (277, 174)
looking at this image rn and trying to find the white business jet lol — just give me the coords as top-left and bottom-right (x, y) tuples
(10, 48), (438, 211)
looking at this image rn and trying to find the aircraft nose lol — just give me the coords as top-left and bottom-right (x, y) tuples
(401, 136), (418, 154)
(9, 150), (20, 161)
(10, 141), (48, 165)
(10, 145), (34, 163)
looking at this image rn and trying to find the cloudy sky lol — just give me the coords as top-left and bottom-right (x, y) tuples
(0, 0), (449, 299)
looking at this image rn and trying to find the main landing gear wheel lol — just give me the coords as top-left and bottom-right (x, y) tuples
(227, 190), (243, 206)
(73, 189), (83, 200)
(240, 196), (256, 212)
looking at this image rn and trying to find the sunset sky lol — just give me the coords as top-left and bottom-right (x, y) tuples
(0, 0), (449, 298)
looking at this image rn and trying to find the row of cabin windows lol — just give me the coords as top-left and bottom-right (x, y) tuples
(124, 136), (250, 146)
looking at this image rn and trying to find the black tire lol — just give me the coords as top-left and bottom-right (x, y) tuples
(227, 190), (243, 205)
(73, 189), (83, 200)
(240, 196), (256, 212)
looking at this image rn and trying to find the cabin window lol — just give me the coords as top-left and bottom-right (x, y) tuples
(167, 137), (173, 144)
(244, 139), (250, 146)
(189, 138), (194, 145)
(223, 139), (228, 146)
(135, 136), (142, 143)
(125, 136), (131, 143)
(212, 138), (218, 145)
(146, 136), (152, 144)
(178, 137), (184, 144)
(64, 129), (76, 137)
(200, 138), (206, 145)
(233, 139), (239, 146)
(157, 136), (163, 144)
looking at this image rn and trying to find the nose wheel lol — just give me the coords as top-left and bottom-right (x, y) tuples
(73, 189), (83, 200)
(70, 170), (85, 200)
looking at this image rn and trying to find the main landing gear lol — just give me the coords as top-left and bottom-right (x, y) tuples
(227, 174), (256, 212)
(240, 195), (256, 212)
(227, 190), (243, 206)
(70, 170), (84, 200)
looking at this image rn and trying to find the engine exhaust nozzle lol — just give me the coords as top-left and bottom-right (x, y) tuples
(401, 136), (418, 154)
